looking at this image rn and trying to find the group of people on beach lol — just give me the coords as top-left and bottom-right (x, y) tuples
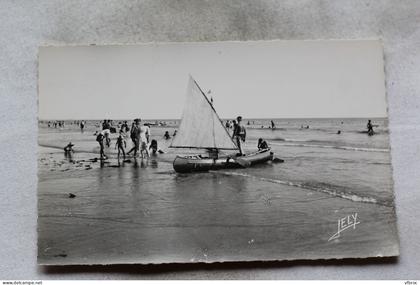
(62, 117), (377, 162)
(95, 118), (153, 160)
(47, 120), (66, 128)
(93, 116), (266, 160)
(93, 118), (169, 160)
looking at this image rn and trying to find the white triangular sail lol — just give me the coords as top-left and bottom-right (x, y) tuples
(170, 76), (238, 150)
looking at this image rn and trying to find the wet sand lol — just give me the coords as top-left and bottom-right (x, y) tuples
(38, 150), (398, 265)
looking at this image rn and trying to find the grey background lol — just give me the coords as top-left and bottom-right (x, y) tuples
(0, 0), (419, 279)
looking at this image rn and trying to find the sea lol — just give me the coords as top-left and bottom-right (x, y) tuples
(38, 118), (399, 265)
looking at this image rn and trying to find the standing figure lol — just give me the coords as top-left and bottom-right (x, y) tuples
(80, 120), (85, 133)
(121, 120), (129, 133)
(63, 142), (75, 155)
(367, 119), (374, 136)
(164, 131), (171, 140)
(127, 119), (141, 157)
(115, 132), (126, 160)
(102, 120), (111, 146)
(232, 116), (246, 156)
(96, 132), (107, 159)
(139, 121), (151, 158)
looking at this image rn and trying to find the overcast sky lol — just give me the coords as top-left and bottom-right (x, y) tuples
(39, 40), (387, 120)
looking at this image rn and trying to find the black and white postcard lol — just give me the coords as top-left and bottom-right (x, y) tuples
(38, 40), (399, 265)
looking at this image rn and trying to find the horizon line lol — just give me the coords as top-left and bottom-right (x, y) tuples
(38, 116), (388, 121)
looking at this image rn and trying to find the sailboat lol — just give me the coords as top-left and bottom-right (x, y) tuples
(170, 76), (274, 173)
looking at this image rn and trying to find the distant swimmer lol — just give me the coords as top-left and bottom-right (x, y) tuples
(164, 131), (171, 140)
(149, 139), (164, 154)
(232, 116), (246, 156)
(257, 138), (269, 151)
(115, 132), (126, 160)
(337, 130), (341, 134)
(96, 132), (107, 159)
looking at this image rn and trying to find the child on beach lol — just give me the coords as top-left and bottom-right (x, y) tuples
(63, 142), (74, 153)
(149, 139), (164, 154)
(115, 132), (126, 160)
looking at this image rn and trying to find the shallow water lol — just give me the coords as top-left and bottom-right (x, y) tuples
(38, 118), (399, 264)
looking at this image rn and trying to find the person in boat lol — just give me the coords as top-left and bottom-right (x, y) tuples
(367, 119), (374, 135)
(233, 116), (246, 156)
(115, 131), (126, 160)
(96, 132), (107, 159)
(164, 131), (171, 140)
(139, 120), (151, 158)
(127, 119), (141, 157)
(149, 139), (164, 154)
(257, 138), (269, 151)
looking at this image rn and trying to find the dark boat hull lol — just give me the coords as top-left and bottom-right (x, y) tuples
(173, 148), (274, 173)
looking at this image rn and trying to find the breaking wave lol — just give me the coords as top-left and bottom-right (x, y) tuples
(217, 171), (392, 207)
(270, 142), (389, 153)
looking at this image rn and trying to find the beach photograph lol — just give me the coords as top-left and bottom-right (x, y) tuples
(37, 40), (399, 265)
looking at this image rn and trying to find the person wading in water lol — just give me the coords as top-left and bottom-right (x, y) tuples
(127, 119), (141, 157)
(96, 131), (107, 159)
(115, 131), (127, 160)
